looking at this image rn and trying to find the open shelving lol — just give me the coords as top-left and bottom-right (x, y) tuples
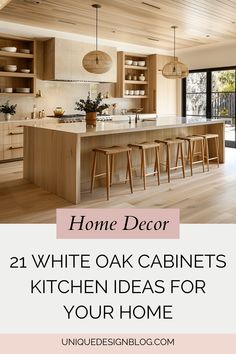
(0, 35), (36, 96)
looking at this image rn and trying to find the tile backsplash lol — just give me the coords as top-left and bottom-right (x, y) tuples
(0, 79), (140, 120)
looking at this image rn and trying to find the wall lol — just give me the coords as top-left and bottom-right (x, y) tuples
(179, 40), (236, 70)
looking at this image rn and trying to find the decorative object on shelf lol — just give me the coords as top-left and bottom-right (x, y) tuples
(20, 69), (31, 73)
(15, 87), (30, 93)
(125, 60), (132, 65)
(0, 100), (17, 121)
(2, 88), (13, 93)
(3, 65), (17, 72)
(162, 26), (189, 79)
(0, 47), (17, 53)
(133, 75), (137, 81)
(19, 48), (30, 54)
(138, 61), (146, 67)
(75, 92), (108, 126)
(53, 107), (65, 117)
(82, 4), (112, 74)
(139, 73), (145, 81)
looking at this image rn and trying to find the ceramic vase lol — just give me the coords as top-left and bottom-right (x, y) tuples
(4, 113), (11, 121)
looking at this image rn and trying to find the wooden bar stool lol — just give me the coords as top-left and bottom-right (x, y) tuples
(155, 138), (185, 183)
(177, 135), (205, 176)
(195, 134), (219, 171)
(128, 142), (161, 190)
(90, 145), (133, 200)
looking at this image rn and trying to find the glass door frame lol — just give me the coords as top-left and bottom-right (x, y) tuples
(182, 66), (236, 148)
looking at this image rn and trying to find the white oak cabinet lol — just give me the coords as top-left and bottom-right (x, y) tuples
(148, 54), (179, 116)
(43, 38), (117, 82)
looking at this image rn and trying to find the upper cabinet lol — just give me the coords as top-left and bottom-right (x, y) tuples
(116, 51), (179, 115)
(148, 54), (179, 116)
(0, 35), (36, 96)
(43, 38), (117, 82)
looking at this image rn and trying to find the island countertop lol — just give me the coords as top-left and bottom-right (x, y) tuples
(24, 116), (224, 136)
(23, 116), (225, 204)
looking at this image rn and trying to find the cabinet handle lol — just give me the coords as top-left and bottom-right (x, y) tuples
(9, 146), (23, 150)
(17, 125), (23, 127)
(9, 132), (24, 135)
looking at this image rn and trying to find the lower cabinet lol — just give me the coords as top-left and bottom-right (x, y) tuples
(0, 122), (24, 161)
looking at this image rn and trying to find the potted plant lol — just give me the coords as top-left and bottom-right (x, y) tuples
(0, 100), (17, 121)
(75, 92), (108, 126)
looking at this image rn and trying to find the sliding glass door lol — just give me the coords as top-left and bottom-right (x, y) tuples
(211, 70), (235, 147)
(183, 67), (236, 148)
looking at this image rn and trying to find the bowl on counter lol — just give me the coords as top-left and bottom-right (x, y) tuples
(3, 65), (17, 72)
(125, 59), (133, 65)
(15, 87), (30, 93)
(20, 69), (31, 73)
(1, 47), (17, 53)
(54, 107), (65, 117)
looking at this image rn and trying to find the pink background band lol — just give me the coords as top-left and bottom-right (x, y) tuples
(0, 334), (235, 354)
(56, 208), (179, 239)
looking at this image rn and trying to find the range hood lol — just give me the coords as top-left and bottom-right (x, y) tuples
(43, 38), (117, 83)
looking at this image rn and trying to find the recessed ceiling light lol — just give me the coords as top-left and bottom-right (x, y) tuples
(58, 19), (77, 25)
(24, 0), (42, 4)
(142, 2), (161, 10)
(147, 37), (159, 42)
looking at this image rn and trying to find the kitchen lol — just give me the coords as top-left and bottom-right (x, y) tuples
(0, 0), (236, 223)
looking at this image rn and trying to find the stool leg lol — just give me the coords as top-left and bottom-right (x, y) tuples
(166, 145), (171, 183)
(106, 154), (110, 200)
(155, 146), (160, 185)
(127, 150), (133, 194)
(142, 149), (147, 189)
(140, 149), (143, 178)
(189, 141), (193, 176)
(175, 143), (180, 168)
(201, 139), (205, 172)
(110, 154), (114, 186)
(180, 142), (185, 178)
(90, 151), (97, 192)
(215, 137), (220, 167)
(205, 138), (209, 171)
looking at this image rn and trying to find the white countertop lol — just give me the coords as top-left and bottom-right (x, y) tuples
(23, 116), (224, 137)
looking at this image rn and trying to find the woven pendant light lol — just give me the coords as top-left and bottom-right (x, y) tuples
(162, 26), (189, 79)
(83, 4), (112, 74)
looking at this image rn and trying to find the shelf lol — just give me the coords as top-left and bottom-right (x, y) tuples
(0, 93), (34, 96)
(0, 71), (35, 78)
(124, 95), (148, 98)
(125, 80), (148, 84)
(0, 51), (34, 59)
(125, 65), (147, 70)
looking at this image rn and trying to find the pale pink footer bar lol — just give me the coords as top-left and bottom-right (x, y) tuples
(56, 208), (179, 239)
(0, 334), (235, 354)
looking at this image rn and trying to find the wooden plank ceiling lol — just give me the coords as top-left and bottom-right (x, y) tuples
(1, 0), (236, 50)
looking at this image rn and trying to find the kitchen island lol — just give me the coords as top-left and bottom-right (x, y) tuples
(23, 117), (225, 203)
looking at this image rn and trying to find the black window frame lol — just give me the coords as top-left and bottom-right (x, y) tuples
(182, 66), (236, 148)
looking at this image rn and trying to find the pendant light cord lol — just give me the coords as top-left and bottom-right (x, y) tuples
(173, 26), (176, 61)
(96, 5), (98, 52)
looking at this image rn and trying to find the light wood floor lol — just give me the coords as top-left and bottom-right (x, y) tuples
(0, 148), (236, 224)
